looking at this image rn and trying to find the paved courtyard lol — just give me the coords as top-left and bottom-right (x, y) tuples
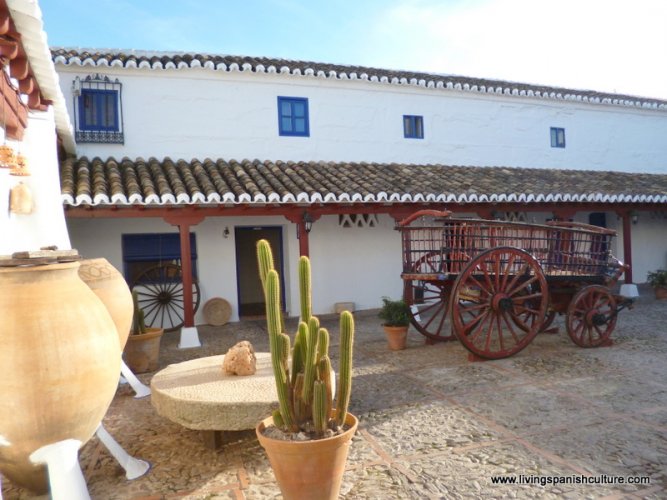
(3, 287), (667, 499)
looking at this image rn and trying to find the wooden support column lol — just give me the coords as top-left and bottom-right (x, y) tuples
(164, 212), (205, 328)
(285, 211), (321, 258)
(297, 219), (309, 257)
(178, 223), (195, 327)
(621, 212), (633, 284)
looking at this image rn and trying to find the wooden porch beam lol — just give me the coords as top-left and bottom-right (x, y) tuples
(163, 213), (206, 328)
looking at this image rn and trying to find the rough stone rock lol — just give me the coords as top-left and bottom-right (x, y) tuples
(222, 340), (257, 376)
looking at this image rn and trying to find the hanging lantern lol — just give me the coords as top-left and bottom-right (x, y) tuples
(0, 143), (16, 169)
(10, 152), (29, 176)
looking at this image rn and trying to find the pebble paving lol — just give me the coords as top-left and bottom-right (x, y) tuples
(2, 287), (666, 499)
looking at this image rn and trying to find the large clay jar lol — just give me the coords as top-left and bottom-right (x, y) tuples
(0, 261), (121, 493)
(79, 258), (133, 349)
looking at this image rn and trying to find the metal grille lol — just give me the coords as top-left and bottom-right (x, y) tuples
(399, 218), (620, 279)
(75, 130), (124, 144)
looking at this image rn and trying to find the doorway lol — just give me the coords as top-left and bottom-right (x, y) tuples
(235, 226), (285, 317)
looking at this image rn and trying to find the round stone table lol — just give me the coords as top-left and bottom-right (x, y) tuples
(151, 353), (278, 449)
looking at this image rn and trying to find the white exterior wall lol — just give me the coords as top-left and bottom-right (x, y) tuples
(56, 67), (667, 174)
(0, 108), (70, 255)
(66, 214), (402, 323)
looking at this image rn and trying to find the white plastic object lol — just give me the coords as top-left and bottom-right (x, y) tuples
(29, 439), (90, 500)
(95, 425), (150, 480)
(120, 360), (151, 398)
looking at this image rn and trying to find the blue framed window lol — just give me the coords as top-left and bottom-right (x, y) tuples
(79, 89), (119, 131)
(550, 127), (565, 148)
(403, 115), (424, 139)
(278, 97), (310, 136)
(121, 233), (197, 284)
(73, 74), (124, 143)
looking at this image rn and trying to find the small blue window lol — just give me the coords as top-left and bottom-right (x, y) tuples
(79, 89), (119, 131)
(550, 127), (565, 148)
(278, 97), (310, 137)
(403, 115), (424, 139)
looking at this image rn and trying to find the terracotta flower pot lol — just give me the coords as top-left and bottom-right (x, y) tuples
(256, 412), (358, 500)
(383, 325), (408, 350)
(124, 327), (164, 373)
(0, 261), (120, 493)
(654, 286), (667, 300)
(78, 258), (134, 349)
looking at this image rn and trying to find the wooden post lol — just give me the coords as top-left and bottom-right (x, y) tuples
(297, 220), (309, 257)
(164, 212), (205, 328)
(622, 212), (633, 284)
(178, 223), (195, 327)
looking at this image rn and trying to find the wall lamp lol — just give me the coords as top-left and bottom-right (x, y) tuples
(223, 226), (230, 238)
(631, 212), (639, 225)
(303, 212), (314, 233)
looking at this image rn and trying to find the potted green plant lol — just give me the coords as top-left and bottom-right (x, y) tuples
(378, 296), (411, 350)
(647, 269), (667, 300)
(122, 290), (165, 373)
(254, 239), (357, 500)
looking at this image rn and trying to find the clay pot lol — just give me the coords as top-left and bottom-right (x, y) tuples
(654, 286), (667, 300)
(78, 258), (133, 349)
(0, 262), (120, 493)
(124, 327), (164, 373)
(9, 182), (33, 214)
(256, 412), (358, 500)
(383, 325), (408, 350)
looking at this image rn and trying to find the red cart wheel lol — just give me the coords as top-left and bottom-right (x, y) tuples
(451, 247), (548, 359)
(566, 285), (617, 347)
(403, 252), (455, 341)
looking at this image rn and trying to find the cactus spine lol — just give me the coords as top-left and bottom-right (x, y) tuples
(256, 239), (355, 437)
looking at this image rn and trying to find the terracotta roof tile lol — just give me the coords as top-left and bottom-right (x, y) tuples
(60, 157), (667, 207)
(51, 48), (667, 111)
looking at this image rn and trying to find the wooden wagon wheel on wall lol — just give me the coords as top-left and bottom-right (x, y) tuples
(403, 251), (456, 342)
(131, 263), (201, 332)
(450, 247), (548, 359)
(566, 285), (617, 347)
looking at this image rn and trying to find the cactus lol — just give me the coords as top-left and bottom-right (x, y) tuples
(131, 289), (147, 335)
(256, 239), (355, 438)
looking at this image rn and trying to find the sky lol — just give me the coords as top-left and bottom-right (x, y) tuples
(39, 0), (667, 100)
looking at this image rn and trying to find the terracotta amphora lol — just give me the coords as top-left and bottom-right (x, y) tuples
(79, 258), (133, 348)
(0, 261), (120, 493)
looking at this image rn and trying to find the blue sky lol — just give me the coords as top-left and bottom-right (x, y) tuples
(40, 0), (667, 99)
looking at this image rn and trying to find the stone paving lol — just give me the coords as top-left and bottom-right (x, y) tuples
(3, 287), (667, 499)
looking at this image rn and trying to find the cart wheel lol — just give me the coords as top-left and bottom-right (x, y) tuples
(131, 263), (201, 332)
(542, 310), (556, 331)
(403, 251), (455, 341)
(566, 285), (617, 347)
(451, 247), (548, 359)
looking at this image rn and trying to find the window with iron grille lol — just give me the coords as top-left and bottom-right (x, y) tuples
(73, 74), (124, 144)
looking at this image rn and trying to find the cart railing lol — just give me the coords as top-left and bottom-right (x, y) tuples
(398, 211), (624, 283)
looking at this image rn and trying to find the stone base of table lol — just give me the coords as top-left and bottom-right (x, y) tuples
(151, 353), (278, 449)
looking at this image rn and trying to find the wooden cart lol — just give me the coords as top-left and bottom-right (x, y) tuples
(398, 210), (633, 359)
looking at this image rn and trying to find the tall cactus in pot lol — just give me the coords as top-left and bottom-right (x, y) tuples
(256, 239), (354, 437)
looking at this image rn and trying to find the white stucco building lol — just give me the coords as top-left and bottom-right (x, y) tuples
(51, 49), (667, 331)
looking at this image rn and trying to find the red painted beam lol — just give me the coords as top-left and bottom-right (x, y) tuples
(621, 213), (633, 284)
(164, 212), (206, 328)
(178, 223), (195, 327)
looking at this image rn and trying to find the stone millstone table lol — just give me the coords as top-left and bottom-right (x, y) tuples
(151, 353), (278, 449)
